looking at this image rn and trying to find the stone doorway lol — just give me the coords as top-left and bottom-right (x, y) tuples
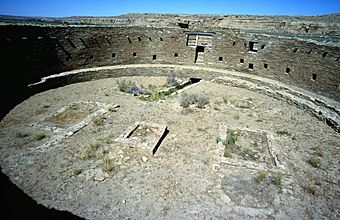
(195, 46), (205, 64)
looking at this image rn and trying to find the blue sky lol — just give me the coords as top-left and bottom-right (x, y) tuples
(0, 0), (339, 17)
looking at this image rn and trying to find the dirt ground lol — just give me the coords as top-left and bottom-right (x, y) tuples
(0, 76), (339, 219)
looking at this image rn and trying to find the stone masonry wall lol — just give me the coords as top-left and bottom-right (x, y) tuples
(0, 25), (339, 117)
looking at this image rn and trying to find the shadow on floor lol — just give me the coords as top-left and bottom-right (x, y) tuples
(0, 169), (83, 220)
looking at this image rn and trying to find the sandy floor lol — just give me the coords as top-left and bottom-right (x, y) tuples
(0, 76), (339, 219)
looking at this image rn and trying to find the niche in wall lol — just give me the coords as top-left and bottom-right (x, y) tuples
(249, 42), (258, 52)
(249, 63), (254, 69)
(286, 67), (290, 74)
(322, 52), (328, 58)
(312, 73), (317, 81)
(178, 23), (189, 28)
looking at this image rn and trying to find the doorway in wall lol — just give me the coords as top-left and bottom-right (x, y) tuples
(195, 46), (205, 63)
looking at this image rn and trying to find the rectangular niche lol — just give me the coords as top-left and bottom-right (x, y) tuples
(286, 67), (290, 74)
(312, 73), (317, 81)
(248, 63), (254, 69)
(219, 57), (223, 62)
(112, 53), (116, 58)
(249, 41), (258, 52)
(133, 52), (137, 57)
(240, 58), (244, 63)
(174, 53), (178, 57)
(153, 55), (156, 60)
(264, 63), (268, 69)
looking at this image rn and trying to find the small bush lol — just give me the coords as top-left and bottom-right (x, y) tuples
(226, 130), (237, 145)
(16, 130), (29, 138)
(92, 115), (104, 126)
(80, 141), (100, 160)
(96, 134), (113, 144)
(303, 184), (317, 196)
(165, 74), (180, 87)
(180, 93), (209, 108)
(34, 131), (46, 141)
(271, 173), (283, 187)
(100, 154), (114, 173)
(223, 148), (232, 158)
(196, 95), (209, 108)
(128, 86), (151, 96)
(276, 130), (291, 136)
(216, 130), (238, 158)
(179, 93), (191, 108)
(307, 156), (321, 168)
(117, 80), (135, 92)
(232, 99), (253, 109)
(233, 114), (240, 120)
(312, 147), (323, 157)
(222, 96), (228, 104)
(117, 80), (151, 96)
(255, 171), (268, 183)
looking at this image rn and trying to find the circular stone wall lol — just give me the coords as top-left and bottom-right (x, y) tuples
(0, 15), (339, 218)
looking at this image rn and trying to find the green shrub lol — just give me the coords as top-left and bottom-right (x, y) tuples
(232, 99), (253, 109)
(222, 96), (228, 104)
(216, 130), (238, 158)
(271, 173), (283, 187)
(101, 154), (114, 173)
(117, 79), (136, 92)
(223, 148), (232, 158)
(276, 130), (291, 136)
(16, 130), (29, 138)
(34, 131), (46, 141)
(80, 141), (100, 160)
(303, 184), (317, 196)
(226, 130), (237, 145)
(92, 115), (104, 126)
(307, 156), (321, 168)
(255, 171), (268, 183)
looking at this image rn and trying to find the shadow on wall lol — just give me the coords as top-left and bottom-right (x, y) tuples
(0, 26), (69, 119)
(0, 169), (82, 219)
